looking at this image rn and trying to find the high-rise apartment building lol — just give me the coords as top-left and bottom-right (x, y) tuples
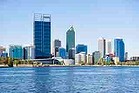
(34, 13), (51, 59)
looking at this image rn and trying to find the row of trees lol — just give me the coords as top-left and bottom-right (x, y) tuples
(0, 57), (34, 67)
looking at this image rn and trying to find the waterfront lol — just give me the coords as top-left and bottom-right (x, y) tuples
(0, 67), (139, 93)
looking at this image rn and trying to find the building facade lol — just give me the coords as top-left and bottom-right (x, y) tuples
(68, 48), (75, 59)
(66, 26), (75, 53)
(0, 46), (6, 57)
(76, 44), (87, 54)
(75, 52), (86, 65)
(114, 38), (125, 62)
(53, 39), (61, 57)
(92, 51), (101, 65)
(98, 37), (106, 58)
(34, 13), (51, 59)
(58, 47), (66, 59)
(106, 39), (112, 54)
(87, 54), (93, 65)
(23, 46), (35, 60)
(9, 45), (23, 59)
(125, 52), (128, 61)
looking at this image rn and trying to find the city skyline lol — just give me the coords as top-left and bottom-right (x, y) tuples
(1, 0), (139, 57)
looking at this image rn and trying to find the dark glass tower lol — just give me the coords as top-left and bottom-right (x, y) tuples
(114, 38), (125, 62)
(66, 26), (75, 53)
(34, 13), (51, 59)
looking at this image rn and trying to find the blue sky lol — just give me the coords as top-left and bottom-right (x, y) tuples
(0, 0), (139, 57)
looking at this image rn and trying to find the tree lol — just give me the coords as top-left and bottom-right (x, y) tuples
(8, 57), (13, 67)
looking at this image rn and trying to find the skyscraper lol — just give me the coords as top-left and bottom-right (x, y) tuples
(53, 39), (61, 57)
(114, 38), (125, 62)
(106, 39), (112, 54)
(98, 37), (106, 58)
(76, 44), (87, 54)
(66, 26), (75, 53)
(34, 13), (51, 59)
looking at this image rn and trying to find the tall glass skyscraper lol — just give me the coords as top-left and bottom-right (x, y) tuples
(76, 44), (87, 54)
(34, 13), (51, 59)
(114, 38), (125, 62)
(66, 26), (75, 53)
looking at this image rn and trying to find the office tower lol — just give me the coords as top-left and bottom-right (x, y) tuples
(76, 44), (87, 54)
(114, 38), (125, 62)
(68, 48), (75, 59)
(66, 26), (75, 53)
(92, 51), (101, 65)
(106, 39), (112, 54)
(58, 47), (66, 59)
(9, 45), (23, 59)
(34, 13), (51, 59)
(53, 39), (61, 57)
(98, 37), (106, 58)
(23, 46), (35, 60)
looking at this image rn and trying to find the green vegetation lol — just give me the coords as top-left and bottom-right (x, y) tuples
(7, 57), (13, 67)
(0, 57), (139, 67)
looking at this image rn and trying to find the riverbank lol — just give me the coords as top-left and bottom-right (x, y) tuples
(0, 65), (9, 68)
(1, 64), (139, 68)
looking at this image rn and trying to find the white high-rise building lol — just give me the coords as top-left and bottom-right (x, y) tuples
(98, 37), (106, 58)
(106, 39), (112, 54)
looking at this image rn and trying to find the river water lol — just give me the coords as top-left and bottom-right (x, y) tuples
(0, 66), (139, 93)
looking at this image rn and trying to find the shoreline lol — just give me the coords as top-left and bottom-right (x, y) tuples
(1, 64), (139, 68)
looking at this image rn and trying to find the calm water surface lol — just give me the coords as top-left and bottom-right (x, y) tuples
(0, 66), (139, 93)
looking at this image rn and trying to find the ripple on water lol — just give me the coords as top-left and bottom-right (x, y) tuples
(0, 67), (139, 93)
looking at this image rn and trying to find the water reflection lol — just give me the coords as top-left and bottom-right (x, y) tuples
(0, 67), (139, 93)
